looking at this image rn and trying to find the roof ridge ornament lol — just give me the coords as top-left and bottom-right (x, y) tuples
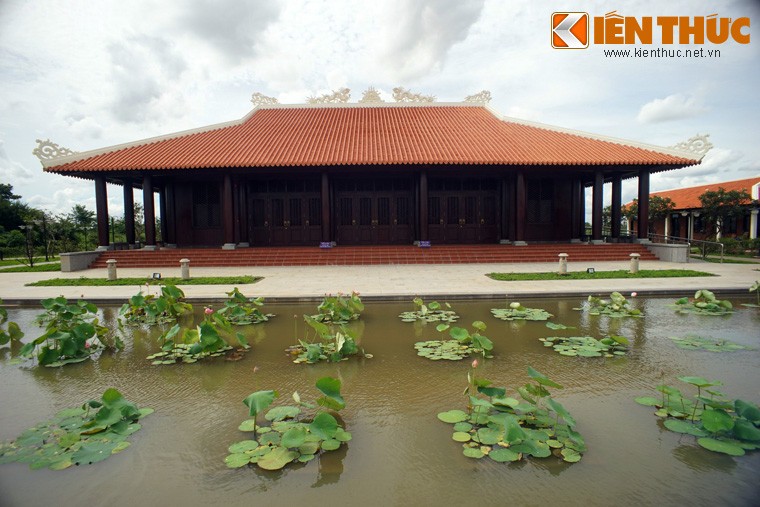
(359, 86), (384, 103)
(392, 87), (436, 103)
(251, 92), (279, 107)
(32, 139), (78, 161)
(464, 90), (492, 103)
(670, 134), (713, 157)
(306, 88), (351, 104)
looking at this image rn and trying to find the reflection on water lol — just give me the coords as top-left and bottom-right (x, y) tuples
(0, 297), (759, 507)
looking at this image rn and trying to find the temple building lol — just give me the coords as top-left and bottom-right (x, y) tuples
(34, 91), (710, 250)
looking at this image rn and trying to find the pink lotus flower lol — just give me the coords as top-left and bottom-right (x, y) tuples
(204, 307), (214, 315)
(471, 359), (479, 369)
(630, 292), (638, 297)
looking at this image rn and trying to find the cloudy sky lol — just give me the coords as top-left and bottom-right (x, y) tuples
(1, 0), (758, 217)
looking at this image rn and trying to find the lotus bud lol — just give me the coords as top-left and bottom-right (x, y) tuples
(509, 302), (521, 309)
(471, 359), (479, 369)
(631, 292), (637, 297)
(204, 307), (214, 315)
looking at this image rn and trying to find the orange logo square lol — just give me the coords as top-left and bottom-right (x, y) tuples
(552, 12), (589, 49)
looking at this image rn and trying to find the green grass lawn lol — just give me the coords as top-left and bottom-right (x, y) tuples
(0, 257), (59, 267)
(487, 269), (716, 281)
(0, 262), (62, 272)
(26, 275), (261, 287)
(690, 255), (760, 264)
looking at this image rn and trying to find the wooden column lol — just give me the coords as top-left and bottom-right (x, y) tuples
(321, 172), (331, 243)
(419, 171), (428, 242)
(570, 179), (581, 240)
(238, 181), (249, 246)
(123, 181), (136, 246)
(232, 178), (241, 245)
(222, 174), (235, 248)
(142, 174), (156, 248)
(500, 177), (510, 241)
(514, 171), (526, 243)
(159, 185), (167, 245)
(611, 173), (622, 239)
(591, 170), (603, 241)
(94, 176), (109, 249)
(638, 169), (650, 241)
(165, 183), (176, 246)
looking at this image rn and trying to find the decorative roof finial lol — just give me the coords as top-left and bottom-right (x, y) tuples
(392, 87), (436, 103)
(306, 88), (351, 104)
(671, 134), (713, 157)
(464, 90), (492, 103)
(250, 92), (279, 107)
(359, 87), (384, 103)
(32, 139), (77, 161)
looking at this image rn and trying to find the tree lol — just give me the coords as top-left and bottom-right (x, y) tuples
(69, 204), (96, 250)
(0, 183), (30, 232)
(698, 187), (752, 239)
(621, 196), (675, 236)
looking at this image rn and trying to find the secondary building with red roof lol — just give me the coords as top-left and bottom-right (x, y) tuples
(34, 96), (708, 250)
(646, 177), (760, 241)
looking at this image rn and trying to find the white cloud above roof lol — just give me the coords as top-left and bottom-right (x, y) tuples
(0, 0), (758, 216)
(636, 93), (707, 124)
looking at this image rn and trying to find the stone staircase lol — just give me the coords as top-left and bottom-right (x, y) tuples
(88, 243), (658, 268)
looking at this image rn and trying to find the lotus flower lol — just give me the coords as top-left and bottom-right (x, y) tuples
(204, 307), (214, 315)
(471, 359), (479, 369)
(631, 292), (638, 297)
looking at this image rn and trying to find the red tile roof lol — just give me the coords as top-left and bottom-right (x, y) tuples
(43, 104), (699, 173)
(650, 177), (760, 210)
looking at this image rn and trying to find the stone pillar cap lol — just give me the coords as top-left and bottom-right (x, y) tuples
(179, 258), (190, 263)
(106, 259), (117, 264)
(630, 253), (641, 257)
(558, 253), (569, 257)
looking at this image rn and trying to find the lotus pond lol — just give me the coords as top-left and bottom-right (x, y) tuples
(1, 295), (759, 506)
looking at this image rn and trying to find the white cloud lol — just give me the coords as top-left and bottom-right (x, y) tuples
(636, 93), (707, 124)
(378, 0), (486, 81)
(0, 138), (34, 182)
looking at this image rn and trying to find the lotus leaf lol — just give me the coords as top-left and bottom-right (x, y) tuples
(735, 400), (760, 424)
(257, 446), (298, 470)
(583, 292), (642, 317)
(225, 452), (254, 468)
(438, 410), (469, 423)
(298, 441), (320, 455)
(663, 419), (709, 437)
(281, 427), (307, 449)
(561, 448), (582, 462)
(546, 322), (575, 331)
(477, 428), (501, 445)
(316, 377), (346, 411)
(669, 335), (751, 352)
(447, 423), (469, 434)
(309, 412), (339, 440)
(697, 438), (745, 456)
(238, 419), (257, 432)
(489, 448), (521, 462)
(228, 440), (260, 453)
(298, 454), (316, 463)
(673, 291), (733, 315)
(733, 420), (760, 442)
(452, 432), (472, 442)
(701, 409), (735, 433)
(491, 304), (553, 321)
(264, 406), (301, 422)
(321, 439), (341, 451)
(334, 429), (352, 442)
(259, 432), (281, 446)
(463, 447), (485, 459)
(399, 299), (459, 323)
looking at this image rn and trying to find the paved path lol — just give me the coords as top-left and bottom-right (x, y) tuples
(1, 259), (758, 303)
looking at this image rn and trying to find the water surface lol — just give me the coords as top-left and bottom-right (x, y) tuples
(1, 297), (758, 506)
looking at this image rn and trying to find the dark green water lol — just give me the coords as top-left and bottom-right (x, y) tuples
(1, 297), (759, 506)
